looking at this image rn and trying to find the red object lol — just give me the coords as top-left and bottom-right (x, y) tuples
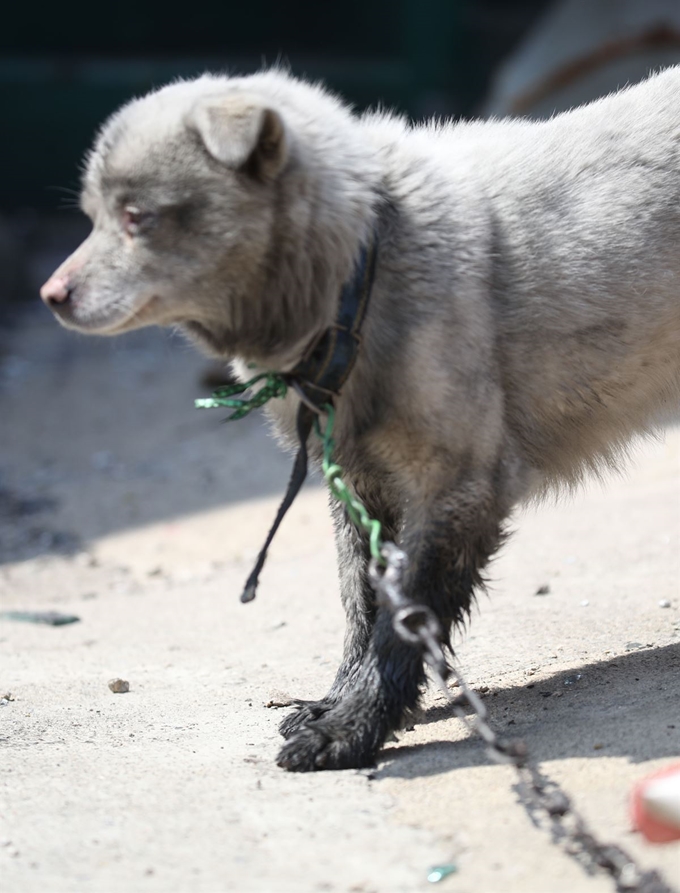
(631, 763), (680, 844)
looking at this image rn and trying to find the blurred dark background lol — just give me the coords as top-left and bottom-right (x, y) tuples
(4, 0), (680, 304)
(1, 0), (549, 213)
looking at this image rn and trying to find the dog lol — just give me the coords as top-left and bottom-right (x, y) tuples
(40, 67), (680, 771)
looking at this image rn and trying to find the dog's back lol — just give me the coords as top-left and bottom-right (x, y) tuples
(357, 67), (680, 486)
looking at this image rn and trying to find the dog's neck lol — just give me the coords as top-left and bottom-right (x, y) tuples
(226, 234), (378, 400)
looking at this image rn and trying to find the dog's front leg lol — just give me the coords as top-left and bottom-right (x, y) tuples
(276, 472), (505, 771)
(279, 495), (395, 739)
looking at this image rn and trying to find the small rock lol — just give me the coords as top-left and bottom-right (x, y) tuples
(265, 691), (295, 708)
(535, 584), (551, 596)
(593, 743), (604, 750)
(658, 599), (671, 609)
(108, 678), (130, 694)
(0, 692), (14, 701)
(580, 600), (589, 607)
(477, 685), (490, 694)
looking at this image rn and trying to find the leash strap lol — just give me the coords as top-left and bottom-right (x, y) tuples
(198, 237), (378, 603)
(239, 238), (378, 601)
(239, 403), (315, 603)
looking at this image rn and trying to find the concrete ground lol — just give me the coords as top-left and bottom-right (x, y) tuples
(1, 305), (678, 893)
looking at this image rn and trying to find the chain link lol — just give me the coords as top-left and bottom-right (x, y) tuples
(369, 546), (675, 893)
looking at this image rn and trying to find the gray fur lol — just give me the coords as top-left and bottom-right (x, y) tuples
(41, 67), (680, 771)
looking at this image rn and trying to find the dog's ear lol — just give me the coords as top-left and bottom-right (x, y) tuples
(187, 95), (288, 181)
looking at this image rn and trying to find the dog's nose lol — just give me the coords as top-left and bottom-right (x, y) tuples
(40, 275), (73, 306)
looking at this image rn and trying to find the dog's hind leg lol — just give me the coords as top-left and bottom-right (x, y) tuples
(279, 494), (396, 739)
(277, 467), (507, 771)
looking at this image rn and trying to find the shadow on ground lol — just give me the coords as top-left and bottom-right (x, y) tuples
(0, 304), (306, 564)
(378, 643), (680, 778)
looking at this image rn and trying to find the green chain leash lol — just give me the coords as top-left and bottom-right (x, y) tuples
(313, 407), (384, 564)
(195, 372), (288, 420)
(195, 375), (386, 565)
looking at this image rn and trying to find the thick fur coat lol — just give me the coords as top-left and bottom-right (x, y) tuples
(41, 67), (680, 770)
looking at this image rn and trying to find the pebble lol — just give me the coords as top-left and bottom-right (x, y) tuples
(659, 599), (671, 608)
(264, 691), (295, 708)
(579, 600), (589, 607)
(535, 584), (551, 596)
(108, 678), (130, 694)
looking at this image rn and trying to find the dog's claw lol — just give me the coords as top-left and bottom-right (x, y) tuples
(279, 699), (335, 739)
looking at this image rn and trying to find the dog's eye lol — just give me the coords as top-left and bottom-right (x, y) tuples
(122, 206), (148, 236)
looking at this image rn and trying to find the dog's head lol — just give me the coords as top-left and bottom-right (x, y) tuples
(40, 73), (378, 361)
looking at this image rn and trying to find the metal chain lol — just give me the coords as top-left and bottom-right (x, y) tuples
(369, 545), (675, 893)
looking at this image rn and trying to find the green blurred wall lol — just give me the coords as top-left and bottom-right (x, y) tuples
(1, 0), (546, 210)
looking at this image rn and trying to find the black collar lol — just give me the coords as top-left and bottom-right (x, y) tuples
(285, 238), (378, 411)
(240, 237), (378, 603)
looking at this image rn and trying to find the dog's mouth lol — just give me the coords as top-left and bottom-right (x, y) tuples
(50, 293), (162, 336)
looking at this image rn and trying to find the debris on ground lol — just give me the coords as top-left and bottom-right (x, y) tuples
(0, 610), (80, 626)
(535, 584), (551, 595)
(265, 691), (296, 708)
(631, 763), (680, 843)
(563, 674), (583, 686)
(108, 678), (130, 694)
(427, 863), (457, 883)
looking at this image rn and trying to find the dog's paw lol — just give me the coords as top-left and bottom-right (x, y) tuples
(277, 723), (379, 772)
(279, 699), (334, 740)
(276, 699), (386, 772)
